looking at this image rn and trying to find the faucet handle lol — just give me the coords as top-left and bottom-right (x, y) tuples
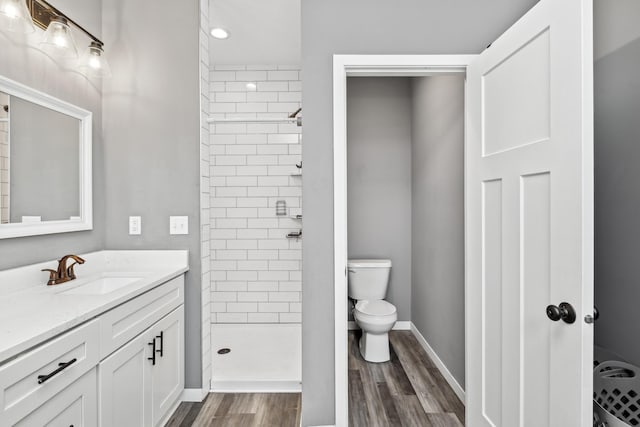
(41, 269), (58, 286)
(66, 262), (79, 280)
(65, 255), (85, 280)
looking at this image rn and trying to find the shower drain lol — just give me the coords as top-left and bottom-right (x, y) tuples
(217, 348), (231, 355)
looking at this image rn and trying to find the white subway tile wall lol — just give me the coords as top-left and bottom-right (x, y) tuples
(199, 0), (212, 390)
(209, 65), (302, 324)
(0, 93), (9, 224)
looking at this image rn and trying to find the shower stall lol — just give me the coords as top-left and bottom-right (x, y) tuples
(204, 63), (303, 392)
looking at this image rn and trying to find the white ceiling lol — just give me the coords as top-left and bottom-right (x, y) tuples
(209, 0), (301, 66)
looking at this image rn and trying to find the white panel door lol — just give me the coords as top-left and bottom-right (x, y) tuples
(151, 306), (184, 427)
(465, 0), (593, 426)
(99, 327), (153, 427)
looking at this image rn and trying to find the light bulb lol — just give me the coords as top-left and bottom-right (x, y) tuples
(2, 3), (18, 18)
(0, 0), (36, 33)
(88, 56), (100, 69)
(53, 35), (67, 47)
(79, 41), (112, 78)
(40, 16), (78, 59)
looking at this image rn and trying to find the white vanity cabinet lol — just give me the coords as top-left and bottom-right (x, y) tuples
(0, 273), (185, 427)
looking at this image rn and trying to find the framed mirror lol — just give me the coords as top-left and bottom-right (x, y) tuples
(0, 76), (92, 239)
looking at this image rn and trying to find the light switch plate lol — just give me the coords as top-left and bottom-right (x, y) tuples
(170, 216), (189, 235)
(129, 216), (141, 235)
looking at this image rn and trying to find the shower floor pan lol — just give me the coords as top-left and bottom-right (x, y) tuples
(211, 324), (301, 393)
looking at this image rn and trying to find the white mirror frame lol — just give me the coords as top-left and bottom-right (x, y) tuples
(0, 75), (92, 239)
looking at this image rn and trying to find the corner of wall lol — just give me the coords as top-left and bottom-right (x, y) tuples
(199, 0), (212, 392)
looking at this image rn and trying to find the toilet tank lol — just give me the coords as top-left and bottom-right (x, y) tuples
(347, 259), (392, 301)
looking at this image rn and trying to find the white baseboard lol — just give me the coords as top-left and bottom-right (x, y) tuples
(348, 320), (411, 331)
(181, 388), (208, 402)
(211, 380), (302, 393)
(393, 321), (411, 330)
(409, 323), (465, 402)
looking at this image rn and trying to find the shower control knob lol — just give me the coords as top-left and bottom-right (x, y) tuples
(546, 302), (576, 324)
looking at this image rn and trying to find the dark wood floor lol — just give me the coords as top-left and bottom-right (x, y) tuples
(167, 330), (463, 426)
(166, 393), (301, 427)
(349, 330), (465, 427)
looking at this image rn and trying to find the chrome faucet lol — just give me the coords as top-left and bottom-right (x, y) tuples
(42, 254), (85, 286)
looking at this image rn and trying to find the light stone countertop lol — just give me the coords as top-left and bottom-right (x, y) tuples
(0, 250), (189, 365)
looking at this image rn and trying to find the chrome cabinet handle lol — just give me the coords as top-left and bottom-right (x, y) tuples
(37, 358), (77, 384)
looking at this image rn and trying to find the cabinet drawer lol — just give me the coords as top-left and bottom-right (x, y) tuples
(99, 275), (184, 359)
(14, 367), (97, 427)
(0, 319), (100, 426)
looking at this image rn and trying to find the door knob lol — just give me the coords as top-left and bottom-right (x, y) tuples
(546, 302), (576, 324)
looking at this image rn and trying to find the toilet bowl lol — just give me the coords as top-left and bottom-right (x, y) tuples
(347, 259), (396, 363)
(353, 300), (397, 362)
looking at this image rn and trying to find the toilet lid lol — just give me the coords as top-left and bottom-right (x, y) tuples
(347, 259), (392, 268)
(355, 300), (396, 316)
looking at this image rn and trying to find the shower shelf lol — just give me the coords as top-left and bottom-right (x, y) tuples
(290, 172), (302, 177)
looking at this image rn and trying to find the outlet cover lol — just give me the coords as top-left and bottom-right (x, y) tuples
(129, 216), (141, 235)
(170, 216), (189, 235)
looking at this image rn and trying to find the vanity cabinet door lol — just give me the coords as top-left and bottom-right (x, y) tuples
(14, 368), (97, 427)
(98, 327), (154, 427)
(151, 306), (184, 427)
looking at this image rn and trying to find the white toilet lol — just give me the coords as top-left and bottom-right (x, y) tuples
(347, 259), (397, 363)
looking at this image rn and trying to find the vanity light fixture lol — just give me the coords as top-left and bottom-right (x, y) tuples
(0, 0), (112, 78)
(211, 27), (230, 39)
(0, 0), (35, 33)
(39, 16), (78, 59)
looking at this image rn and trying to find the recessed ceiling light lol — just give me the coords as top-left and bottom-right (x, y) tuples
(211, 28), (229, 39)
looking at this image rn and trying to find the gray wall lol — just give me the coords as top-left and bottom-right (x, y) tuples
(10, 97), (79, 222)
(101, 0), (202, 388)
(49, 0), (102, 39)
(0, 1), (104, 269)
(301, 0), (538, 424)
(347, 77), (412, 321)
(594, 35), (640, 366)
(410, 76), (465, 386)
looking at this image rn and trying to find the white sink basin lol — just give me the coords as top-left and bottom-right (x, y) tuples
(61, 276), (143, 295)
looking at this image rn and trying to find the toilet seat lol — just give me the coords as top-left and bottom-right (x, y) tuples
(355, 300), (396, 316)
